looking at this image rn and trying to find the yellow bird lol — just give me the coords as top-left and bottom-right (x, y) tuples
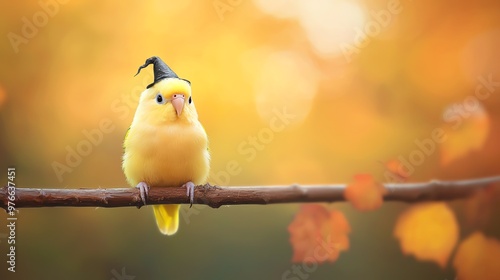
(122, 56), (210, 235)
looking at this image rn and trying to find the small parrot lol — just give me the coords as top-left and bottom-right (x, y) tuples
(122, 56), (210, 235)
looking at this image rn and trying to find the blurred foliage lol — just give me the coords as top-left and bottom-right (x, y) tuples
(0, 0), (500, 279)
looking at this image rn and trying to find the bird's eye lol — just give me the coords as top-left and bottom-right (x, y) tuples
(156, 93), (166, 104)
(188, 96), (192, 104)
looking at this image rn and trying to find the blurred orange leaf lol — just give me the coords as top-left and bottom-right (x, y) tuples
(344, 174), (387, 211)
(453, 232), (500, 280)
(394, 203), (459, 268)
(0, 84), (6, 108)
(441, 102), (490, 165)
(288, 204), (351, 264)
(384, 159), (410, 182)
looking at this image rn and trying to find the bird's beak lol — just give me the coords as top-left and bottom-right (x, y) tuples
(171, 94), (185, 117)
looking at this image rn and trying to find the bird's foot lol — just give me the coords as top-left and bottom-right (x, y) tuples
(135, 182), (150, 206)
(183, 181), (196, 208)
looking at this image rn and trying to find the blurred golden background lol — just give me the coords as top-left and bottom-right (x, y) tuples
(1, 0), (499, 279)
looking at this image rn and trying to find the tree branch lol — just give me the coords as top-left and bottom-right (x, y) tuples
(1, 176), (499, 210)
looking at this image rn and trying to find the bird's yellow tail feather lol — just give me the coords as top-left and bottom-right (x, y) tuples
(153, 204), (181, 235)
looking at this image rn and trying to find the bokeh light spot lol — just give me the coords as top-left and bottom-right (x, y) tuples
(253, 51), (319, 126)
(297, 0), (365, 57)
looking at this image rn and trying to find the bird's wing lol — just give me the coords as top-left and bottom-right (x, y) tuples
(123, 127), (130, 150)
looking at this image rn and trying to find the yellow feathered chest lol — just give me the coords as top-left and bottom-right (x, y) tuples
(123, 120), (210, 187)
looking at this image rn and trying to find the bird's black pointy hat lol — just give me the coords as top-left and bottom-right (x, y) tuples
(135, 56), (179, 88)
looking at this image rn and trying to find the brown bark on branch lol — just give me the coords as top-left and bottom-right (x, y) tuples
(1, 176), (499, 210)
